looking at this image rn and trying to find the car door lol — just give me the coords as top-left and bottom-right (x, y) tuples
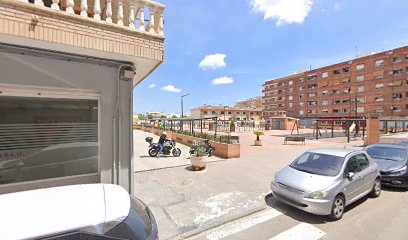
(343, 155), (364, 204)
(355, 153), (373, 193)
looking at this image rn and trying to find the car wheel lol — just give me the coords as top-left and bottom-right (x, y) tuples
(329, 195), (345, 221)
(148, 148), (158, 157)
(369, 178), (381, 198)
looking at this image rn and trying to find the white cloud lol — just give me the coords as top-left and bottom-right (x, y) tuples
(211, 76), (234, 85)
(161, 85), (182, 93)
(148, 84), (156, 88)
(250, 0), (313, 26)
(334, 2), (340, 11)
(199, 54), (227, 70)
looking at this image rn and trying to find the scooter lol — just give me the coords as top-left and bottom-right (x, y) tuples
(145, 137), (181, 157)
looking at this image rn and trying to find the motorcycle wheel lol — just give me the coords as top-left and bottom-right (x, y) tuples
(148, 148), (159, 157)
(172, 148), (181, 157)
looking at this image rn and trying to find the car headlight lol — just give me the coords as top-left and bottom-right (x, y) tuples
(387, 166), (407, 177)
(305, 191), (327, 199)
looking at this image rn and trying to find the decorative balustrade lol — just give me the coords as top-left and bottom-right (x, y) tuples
(22, 0), (165, 36)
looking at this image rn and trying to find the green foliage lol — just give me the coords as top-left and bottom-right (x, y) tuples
(254, 131), (264, 141)
(191, 141), (208, 157)
(148, 114), (154, 119)
(160, 115), (166, 118)
(172, 115), (178, 118)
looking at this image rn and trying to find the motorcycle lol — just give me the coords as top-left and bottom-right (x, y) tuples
(145, 137), (181, 157)
(189, 139), (212, 157)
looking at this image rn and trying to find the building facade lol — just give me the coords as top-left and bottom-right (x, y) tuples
(263, 46), (408, 120)
(235, 96), (263, 109)
(0, 0), (165, 194)
(191, 105), (263, 122)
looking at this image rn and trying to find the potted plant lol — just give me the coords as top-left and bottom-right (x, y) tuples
(254, 131), (264, 146)
(190, 141), (208, 171)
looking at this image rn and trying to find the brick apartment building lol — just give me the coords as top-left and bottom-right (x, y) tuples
(262, 46), (408, 121)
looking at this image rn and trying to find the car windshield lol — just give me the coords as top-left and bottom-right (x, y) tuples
(366, 146), (407, 162)
(290, 152), (345, 176)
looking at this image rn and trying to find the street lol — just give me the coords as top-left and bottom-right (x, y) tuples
(133, 130), (408, 240)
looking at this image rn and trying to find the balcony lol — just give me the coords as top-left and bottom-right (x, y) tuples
(0, 0), (165, 84)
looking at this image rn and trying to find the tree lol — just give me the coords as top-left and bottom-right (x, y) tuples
(160, 115), (166, 118)
(148, 114), (154, 120)
(138, 114), (146, 121)
(172, 115), (178, 118)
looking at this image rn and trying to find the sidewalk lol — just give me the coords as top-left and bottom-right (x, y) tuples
(132, 130), (366, 239)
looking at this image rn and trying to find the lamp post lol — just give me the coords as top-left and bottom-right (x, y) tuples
(181, 93), (191, 118)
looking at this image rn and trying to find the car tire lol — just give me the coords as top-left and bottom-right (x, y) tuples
(369, 178), (381, 198)
(148, 148), (158, 157)
(329, 195), (345, 221)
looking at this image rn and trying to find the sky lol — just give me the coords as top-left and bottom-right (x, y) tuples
(133, 0), (408, 115)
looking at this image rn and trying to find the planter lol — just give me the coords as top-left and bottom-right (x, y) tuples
(254, 140), (262, 146)
(190, 156), (207, 171)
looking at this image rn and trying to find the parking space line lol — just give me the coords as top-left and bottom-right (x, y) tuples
(205, 209), (282, 240)
(268, 222), (326, 240)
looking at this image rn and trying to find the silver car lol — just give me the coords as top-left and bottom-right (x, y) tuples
(271, 148), (381, 220)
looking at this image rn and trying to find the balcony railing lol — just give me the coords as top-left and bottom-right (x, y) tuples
(20, 0), (165, 36)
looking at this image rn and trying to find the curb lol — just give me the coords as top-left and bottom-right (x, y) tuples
(171, 204), (267, 240)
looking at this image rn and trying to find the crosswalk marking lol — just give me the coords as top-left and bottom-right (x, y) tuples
(268, 222), (326, 240)
(205, 209), (282, 240)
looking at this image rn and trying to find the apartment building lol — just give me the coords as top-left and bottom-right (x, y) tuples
(191, 105), (263, 122)
(263, 46), (408, 120)
(235, 96), (263, 109)
(0, 0), (165, 194)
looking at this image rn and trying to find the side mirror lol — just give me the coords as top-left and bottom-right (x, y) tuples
(347, 172), (355, 179)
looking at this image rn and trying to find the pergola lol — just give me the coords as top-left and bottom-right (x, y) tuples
(150, 117), (220, 136)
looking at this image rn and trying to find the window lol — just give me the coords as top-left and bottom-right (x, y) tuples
(375, 83), (384, 89)
(308, 101), (317, 106)
(299, 102), (304, 107)
(299, 78), (304, 83)
(212, 111), (216, 114)
(322, 109), (329, 114)
(203, 111), (208, 114)
(356, 76), (365, 82)
(342, 78), (351, 83)
(322, 100), (329, 106)
(357, 107), (365, 113)
(347, 157), (361, 173)
(393, 57), (403, 63)
(342, 67), (350, 73)
(0, 96), (99, 185)
(322, 72), (329, 78)
(288, 88), (293, 93)
(393, 93), (403, 100)
(308, 84), (317, 89)
(308, 93), (317, 98)
(289, 103), (293, 108)
(299, 94), (305, 99)
(375, 96), (384, 102)
(356, 97), (366, 103)
(299, 86), (304, 91)
(343, 108), (350, 113)
(333, 69), (341, 75)
(334, 99), (341, 105)
(228, 111), (232, 114)
(375, 59), (384, 67)
(333, 109), (340, 114)
(356, 64), (365, 70)
(393, 69), (403, 75)
(322, 90), (329, 96)
(221, 111), (225, 114)
(308, 74), (317, 81)
(288, 96), (293, 101)
(299, 110), (304, 115)
(357, 86), (365, 93)
(288, 80), (293, 85)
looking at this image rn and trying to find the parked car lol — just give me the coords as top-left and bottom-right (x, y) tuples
(0, 142), (98, 184)
(364, 143), (408, 189)
(270, 148), (381, 220)
(0, 184), (159, 240)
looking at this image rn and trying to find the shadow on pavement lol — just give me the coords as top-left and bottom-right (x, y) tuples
(264, 192), (371, 224)
(382, 185), (408, 192)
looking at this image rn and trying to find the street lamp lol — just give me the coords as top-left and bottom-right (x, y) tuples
(181, 93), (191, 118)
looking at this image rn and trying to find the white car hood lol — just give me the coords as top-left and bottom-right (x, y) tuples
(0, 184), (130, 240)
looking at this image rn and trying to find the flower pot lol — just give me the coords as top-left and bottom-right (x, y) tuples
(254, 140), (262, 146)
(190, 156), (207, 171)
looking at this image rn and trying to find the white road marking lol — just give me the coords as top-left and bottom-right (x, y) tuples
(269, 223), (326, 240)
(205, 209), (282, 240)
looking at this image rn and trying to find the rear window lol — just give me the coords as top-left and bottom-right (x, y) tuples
(290, 152), (345, 176)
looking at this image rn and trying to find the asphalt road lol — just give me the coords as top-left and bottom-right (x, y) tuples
(188, 185), (408, 240)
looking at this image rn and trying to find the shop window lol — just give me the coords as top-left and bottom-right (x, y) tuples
(0, 96), (98, 185)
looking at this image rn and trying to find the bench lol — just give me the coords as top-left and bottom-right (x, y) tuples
(284, 136), (305, 145)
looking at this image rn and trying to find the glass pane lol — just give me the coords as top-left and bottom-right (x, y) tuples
(0, 96), (98, 185)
